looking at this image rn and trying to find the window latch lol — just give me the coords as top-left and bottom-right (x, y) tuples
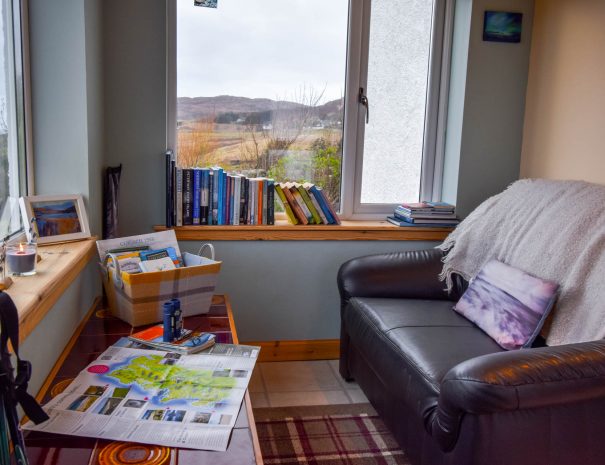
(358, 87), (369, 124)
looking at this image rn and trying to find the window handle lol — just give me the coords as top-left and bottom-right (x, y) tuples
(359, 87), (369, 124)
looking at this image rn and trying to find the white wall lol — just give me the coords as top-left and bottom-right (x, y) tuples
(521, 0), (605, 185)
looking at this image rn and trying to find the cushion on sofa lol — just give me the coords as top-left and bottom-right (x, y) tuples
(454, 259), (559, 350)
(344, 297), (505, 423)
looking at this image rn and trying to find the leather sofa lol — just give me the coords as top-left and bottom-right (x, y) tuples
(338, 248), (605, 465)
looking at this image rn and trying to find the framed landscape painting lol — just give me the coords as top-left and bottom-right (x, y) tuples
(19, 194), (91, 244)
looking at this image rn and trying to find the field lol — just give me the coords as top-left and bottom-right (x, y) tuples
(178, 121), (341, 169)
(177, 120), (343, 205)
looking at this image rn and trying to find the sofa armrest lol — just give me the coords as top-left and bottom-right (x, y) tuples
(337, 248), (452, 303)
(429, 340), (605, 451)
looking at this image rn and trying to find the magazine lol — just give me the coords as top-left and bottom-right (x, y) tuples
(129, 325), (216, 354)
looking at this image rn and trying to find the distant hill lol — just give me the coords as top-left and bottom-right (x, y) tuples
(177, 95), (344, 123)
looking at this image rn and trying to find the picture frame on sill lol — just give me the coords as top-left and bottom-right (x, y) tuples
(19, 194), (91, 244)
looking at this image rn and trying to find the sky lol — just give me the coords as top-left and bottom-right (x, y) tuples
(177, 0), (349, 103)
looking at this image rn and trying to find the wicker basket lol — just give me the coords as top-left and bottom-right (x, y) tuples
(100, 244), (221, 327)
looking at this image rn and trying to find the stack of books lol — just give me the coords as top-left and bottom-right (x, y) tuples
(129, 325), (216, 354)
(275, 182), (340, 225)
(387, 202), (459, 227)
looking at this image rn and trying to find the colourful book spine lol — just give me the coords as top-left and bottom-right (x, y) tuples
(261, 179), (268, 225)
(208, 170), (215, 225)
(274, 184), (298, 224)
(308, 184), (335, 224)
(249, 179), (256, 225)
(233, 176), (241, 225)
(182, 169), (193, 225)
(175, 168), (183, 226)
(225, 175), (232, 225)
(316, 187), (341, 225)
(267, 179), (275, 225)
(281, 183), (308, 224)
(290, 186), (313, 223)
(192, 169), (202, 225)
(296, 184), (321, 224)
(229, 175), (235, 225)
(257, 179), (263, 225)
(200, 169), (209, 225)
(216, 168), (224, 225)
(165, 151), (173, 227)
(222, 171), (228, 225)
(306, 186), (328, 224)
(240, 178), (248, 225)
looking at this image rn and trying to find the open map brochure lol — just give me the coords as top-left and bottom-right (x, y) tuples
(23, 342), (260, 451)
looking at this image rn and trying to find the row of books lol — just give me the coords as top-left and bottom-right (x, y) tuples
(387, 201), (459, 227)
(166, 152), (276, 226)
(165, 151), (341, 226)
(275, 182), (340, 225)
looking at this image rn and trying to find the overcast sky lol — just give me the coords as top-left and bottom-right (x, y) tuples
(177, 0), (348, 102)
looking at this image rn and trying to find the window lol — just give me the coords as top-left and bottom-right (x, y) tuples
(168, 0), (451, 218)
(0, 0), (29, 236)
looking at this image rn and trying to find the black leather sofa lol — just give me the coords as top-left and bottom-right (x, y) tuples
(338, 248), (605, 465)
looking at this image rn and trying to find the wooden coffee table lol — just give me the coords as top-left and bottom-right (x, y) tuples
(24, 295), (263, 465)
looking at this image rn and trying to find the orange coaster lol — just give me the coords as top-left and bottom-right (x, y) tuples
(50, 378), (74, 398)
(98, 442), (170, 465)
(95, 309), (112, 319)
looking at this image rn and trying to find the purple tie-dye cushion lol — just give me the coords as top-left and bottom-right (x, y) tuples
(454, 260), (559, 350)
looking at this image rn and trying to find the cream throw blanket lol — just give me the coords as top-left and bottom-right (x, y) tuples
(438, 179), (605, 346)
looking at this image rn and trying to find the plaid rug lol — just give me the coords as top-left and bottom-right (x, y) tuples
(254, 403), (410, 465)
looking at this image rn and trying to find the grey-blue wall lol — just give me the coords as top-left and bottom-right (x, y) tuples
(24, 0), (103, 394)
(442, 0), (535, 217)
(180, 240), (438, 341)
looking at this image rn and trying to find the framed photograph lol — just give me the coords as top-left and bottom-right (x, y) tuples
(483, 11), (522, 43)
(19, 194), (91, 244)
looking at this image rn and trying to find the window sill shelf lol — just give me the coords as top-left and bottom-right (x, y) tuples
(154, 220), (453, 241)
(5, 238), (97, 342)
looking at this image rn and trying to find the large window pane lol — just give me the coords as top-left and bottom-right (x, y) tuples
(0, 0), (25, 236)
(176, 0), (348, 209)
(360, 0), (434, 204)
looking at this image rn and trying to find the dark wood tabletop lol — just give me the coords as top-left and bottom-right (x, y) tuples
(23, 295), (263, 465)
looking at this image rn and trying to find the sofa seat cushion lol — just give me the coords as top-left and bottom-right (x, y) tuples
(344, 297), (505, 424)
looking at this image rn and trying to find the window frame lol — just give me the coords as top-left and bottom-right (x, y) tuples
(2, 0), (33, 238)
(166, 0), (453, 220)
(342, 0), (453, 219)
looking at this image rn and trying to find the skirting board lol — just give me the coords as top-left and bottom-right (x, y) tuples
(242, 339), (340, 362)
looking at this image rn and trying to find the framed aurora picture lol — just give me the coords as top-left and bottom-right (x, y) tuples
(483, 11), (523, 43)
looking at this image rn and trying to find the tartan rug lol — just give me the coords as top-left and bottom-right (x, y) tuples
(253, 403), (411, 465)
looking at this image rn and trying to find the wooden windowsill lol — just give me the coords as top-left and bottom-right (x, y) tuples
(154, 220), (453, 241)
(5, 238), (97, 342)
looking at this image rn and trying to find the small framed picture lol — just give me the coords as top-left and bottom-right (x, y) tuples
(194, 0), (217, 8)
(483, 11), (523, 43)
(19, 194), (91, 244)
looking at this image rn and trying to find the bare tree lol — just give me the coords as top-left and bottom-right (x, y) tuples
(263, 84), (326, 153)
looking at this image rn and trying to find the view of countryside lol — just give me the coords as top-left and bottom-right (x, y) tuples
(176, 0), (348, 208)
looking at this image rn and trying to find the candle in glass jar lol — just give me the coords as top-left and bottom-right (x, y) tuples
(7, 243), (37, 276)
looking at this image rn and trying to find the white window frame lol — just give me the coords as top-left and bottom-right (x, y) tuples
(166, 0), (453, 220)
(341, 0), (453, 219)
(2, 0), (33, 238)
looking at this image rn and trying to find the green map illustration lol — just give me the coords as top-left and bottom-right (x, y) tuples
(107, 355), (236, 406)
